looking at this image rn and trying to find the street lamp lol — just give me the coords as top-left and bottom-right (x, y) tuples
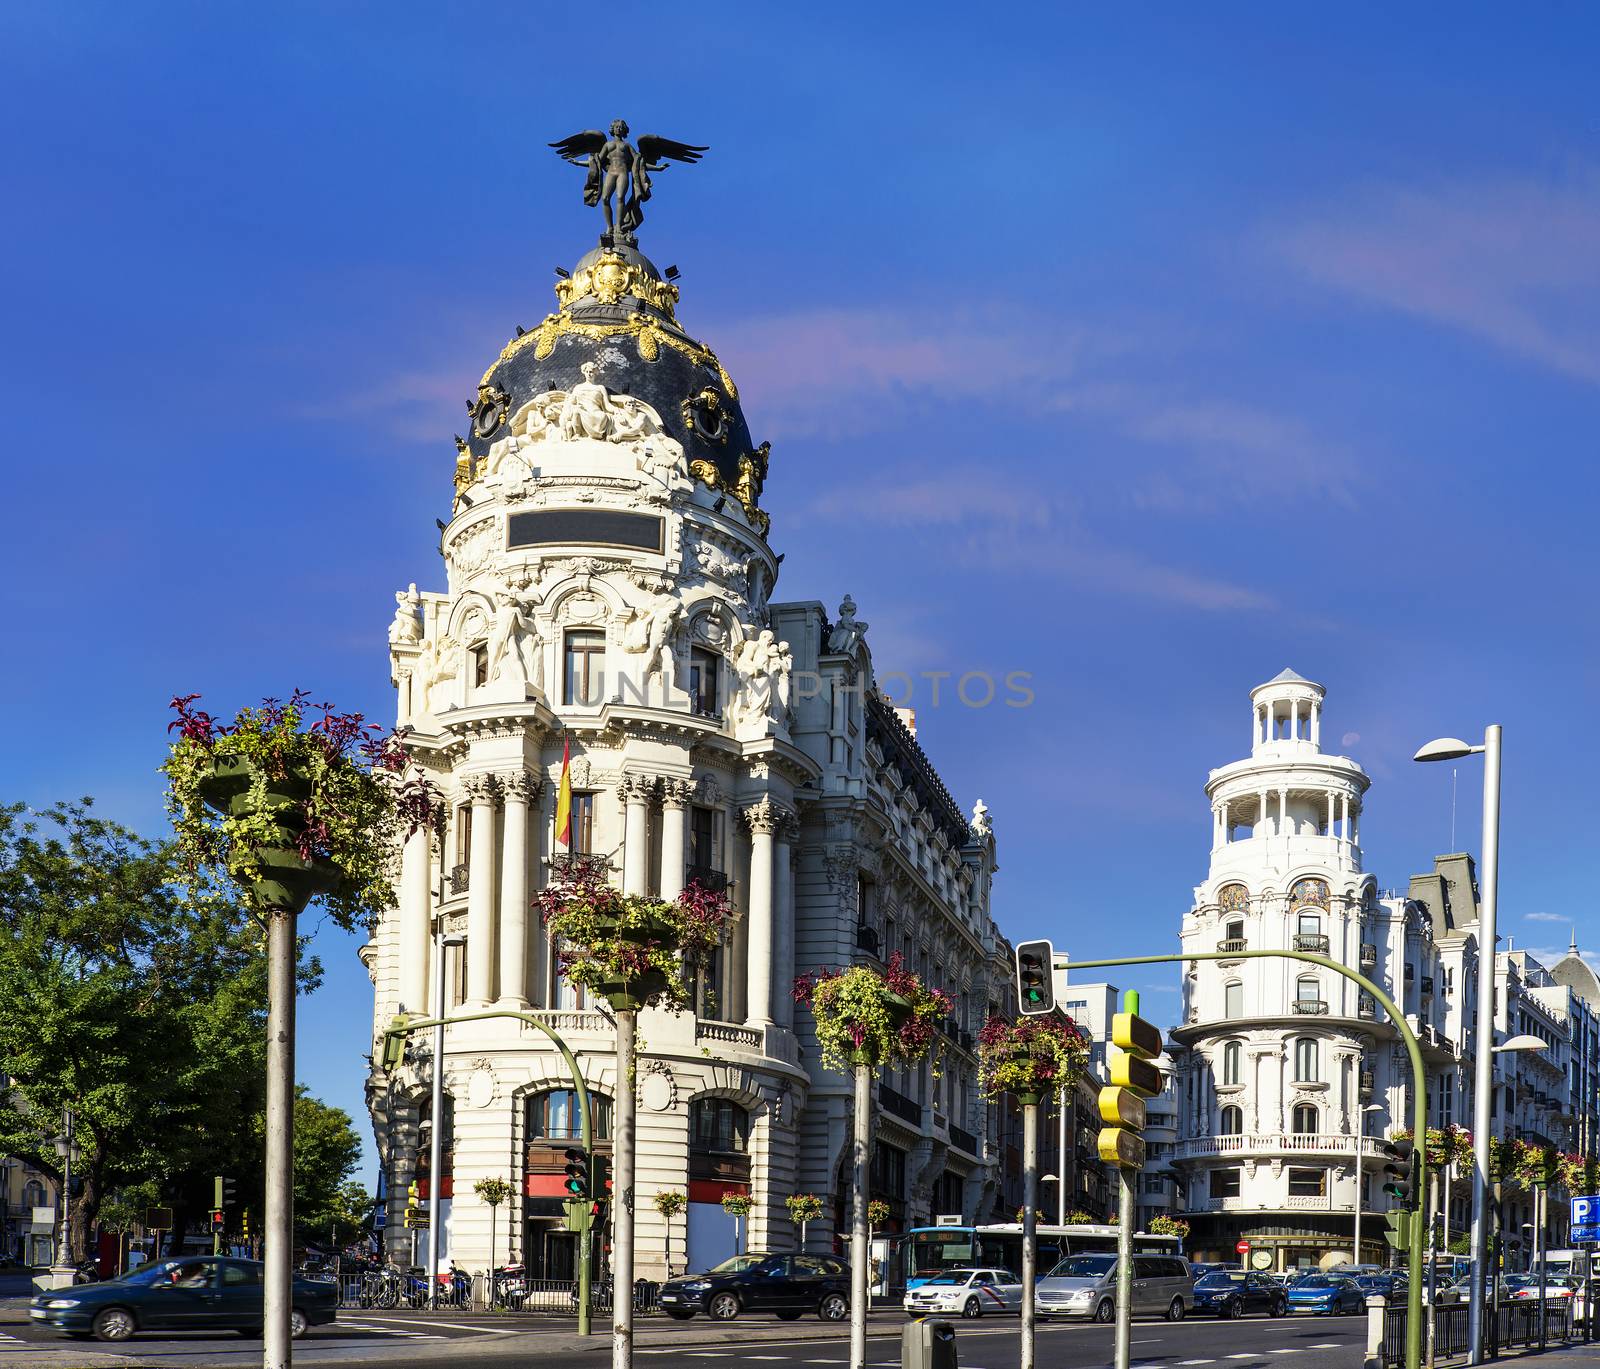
(1493, 1035), (1547, 1055)
(49, 1110), (81, 1286)
(426, 929), (467, 1310)
(1353, 1103), (1383, 1269)
(1414, 725), (1500, 1365)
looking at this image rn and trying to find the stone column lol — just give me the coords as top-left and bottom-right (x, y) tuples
(1279, 788), (1289, 837)
(773, 810), (797, 1029)
(398, 811), (433, 1018)
(621, 774), (654, 898)
(463, 773), (500, 1007)
(1311, 701), (1321, 748)
(743, 800), (778, 1029)
(659, 778), (694, 900)
(498, 772), (539, 1009)
(1339, 792), (1349, 841)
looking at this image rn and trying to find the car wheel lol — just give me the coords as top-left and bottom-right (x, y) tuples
(819, 1292), (849, 1322)
(1095, 1298), (1115, 1323)
(1272, 1298), (1287, 1318)
(1166, 1296), (1185, 1322)
(290, 1308), (309, 1340)
(709, 1292), (740, 1321)
(1220, 1298), (1237, 1319)
(664, 1308), (694, 1321)
(961, 1296), (982, 1319)
(92, 1307), (136, 1343)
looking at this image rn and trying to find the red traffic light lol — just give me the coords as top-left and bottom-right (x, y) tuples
(210, 1210), (225, 1228)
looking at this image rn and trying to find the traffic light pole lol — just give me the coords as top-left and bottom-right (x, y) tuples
(1058, 949), (1429, 1369)
(1020, 1099), (1038, 1369)
(383, 1008), (596, 1336)
(613, 1008), (637, 1369)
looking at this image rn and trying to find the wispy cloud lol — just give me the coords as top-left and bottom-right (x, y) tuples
(1268, 171), (1600, 385)
(1524, 912), (1567, 924)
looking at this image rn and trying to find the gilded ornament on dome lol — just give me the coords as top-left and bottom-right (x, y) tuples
(487, 311), (736, 401)
(553, 251), (680, 317)
(468, 383), (511, 439)
(682, 386), (731, 444)
(1290, 877), (1329, 909)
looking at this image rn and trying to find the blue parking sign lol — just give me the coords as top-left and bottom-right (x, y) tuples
(1573, 1195), (1599, 1243)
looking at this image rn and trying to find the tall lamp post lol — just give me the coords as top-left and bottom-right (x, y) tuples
(49, 1110), (81, 1287)
(1353, 1103), (1382, 1268)
(1414, 727), (1501, 1364)
(426, 930), (467, 1309)
(1041, 1174), (1062, 1227)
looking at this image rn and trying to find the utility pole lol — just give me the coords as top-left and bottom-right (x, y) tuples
(613, 1007), (638, 1369)
(264, 907), (296, 1369)
(1021, 1097), (1038, 1369)
(849, 1061), (870, 1369)
(426, 931), (465, 1309)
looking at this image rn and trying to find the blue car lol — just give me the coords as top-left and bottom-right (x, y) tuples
(1286, 1274), (1364, 1315)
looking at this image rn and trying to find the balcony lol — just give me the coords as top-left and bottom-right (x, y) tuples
(696, 1020), (762, 1050)
(685, 864), (729, 894)
(1177, 1131), (1362, 1161)
(854, 922), (880, 956)
(1216, 938), (1247, 954)
(1420, 977), (1435, 998)
(1293, 934), (1330, 954)
(949, 1123), (979, 1156)
(1357, 996), (1377, 1020)
(1359, 1069), (1375, 1096)
(879, 1082), (924, 1128)
(1360, 943), (1378, 967)
(449, 862), (470, 895)
(1293, 999), (1329, 1015)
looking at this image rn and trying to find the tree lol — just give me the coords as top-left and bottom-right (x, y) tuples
(284, 1089), (364, 1241)
(0, 801), (277, 1261)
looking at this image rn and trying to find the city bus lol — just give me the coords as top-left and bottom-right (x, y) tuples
(901, 1223), (1183, 1291)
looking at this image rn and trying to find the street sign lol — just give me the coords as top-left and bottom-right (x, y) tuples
(403, 1210), (430, 1229)
(1236, 1240), (1251, 1254)
(1574, 1195), (1599, 1243)
(1097, 1127), (1146, 1169)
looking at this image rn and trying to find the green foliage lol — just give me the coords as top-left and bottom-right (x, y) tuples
(474, 1177), (514, 1208)
(786, 1193), (824, 1225)
(1149, 1215), (1190, 1239)
(653, 1189), (688, 1219)
(278, 1088), (364, 1238)
(0, 800), (274, 1260)
(867, 1198), (890, 1228)
(976, 1014), (1088, 1103)
(720, 1192), (751, 1217)
(163, 693), (418, 931)
(1448, 1232), (1472, 1255)
(793, 953), (951, 1071)
(1065, 1209), (1096, 1225)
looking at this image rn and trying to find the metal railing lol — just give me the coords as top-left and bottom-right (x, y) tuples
(949, 1123), (979, 1155)
(334, 1270), (662, 1316)
(1293, 998), (1330, 1014)
(1380, 1296), (1577, 1366)
(1293, 933), (1330, 953)
(1360, 943), (1378, 966)
(879, 1082), (924, 1127)
(1216, 938), (1247, 954)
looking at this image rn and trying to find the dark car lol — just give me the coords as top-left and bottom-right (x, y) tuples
(29, 1256), (339, 1342)
(1191, 1271), (1288, 1318)
(658, 1253), (850, 1322)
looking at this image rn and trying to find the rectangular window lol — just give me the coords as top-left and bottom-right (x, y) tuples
(689, 647), (720, 718)
(871, 1142), (907, 1199)
(448, 938), (467, 1009)
(1212, 1168), (1241, 1199)
(563, 630), (607, 706)
(568, 793), (595, 855)
(454, 804), (472, 869)
(1224, 981), (1243, 1018)
(689, 805), (722, 873)
(471, 643), (489, 688)
(1287, 1167), (1326, 1198)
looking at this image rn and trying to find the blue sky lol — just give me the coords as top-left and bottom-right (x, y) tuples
(4, 3), (1598, 1183)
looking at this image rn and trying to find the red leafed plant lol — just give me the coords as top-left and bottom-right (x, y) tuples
(793, 952), (951, 1070)
(976, 1013), (1088, 1102)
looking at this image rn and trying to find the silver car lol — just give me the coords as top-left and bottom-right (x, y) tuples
(903, 1268), (1023, 1319)
(1037, 1252), (1194, 1322)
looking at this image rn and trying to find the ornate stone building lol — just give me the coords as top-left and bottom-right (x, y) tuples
(361, 235), (1013, 1280)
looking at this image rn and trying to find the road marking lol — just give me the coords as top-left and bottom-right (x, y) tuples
(1177, 1360), (1217, 1365)
(335, 1314), (519, 1334)
(1269, 1350), (1303, 1355)
(1308, 1345), (1345, 1350)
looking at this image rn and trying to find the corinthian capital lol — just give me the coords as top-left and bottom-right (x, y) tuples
(500, 771), (543, 804)
(617, 772), (658, 804)
(461, 772), (501, 805)
(659, 777), (696, 809)
(742, 798), (782, 836)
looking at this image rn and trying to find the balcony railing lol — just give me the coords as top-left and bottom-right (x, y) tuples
(1177, 1131), (1363, 1161)
(1357, 997), (1377, 1020)
(855, 923), (880, 955)
(1293, 933), (1330, 953)
(949, 1123), (979, 1155)
(685, 864), (729, 894)
(1360, 944), (1378, 967)
(1293, 998), (1329, 1015)
(1420, 977), (1435, 997)
(1360, 1069), (1375, 1095)
(696, 1020), (762, 1049)
(1216, 938), (1247, 954)
(879, 1082), (924, 1128)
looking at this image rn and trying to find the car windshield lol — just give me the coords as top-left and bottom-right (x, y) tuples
(925, 1274), (970, 1286)
(704, 1256), (765, 1276)
(111, 1261), (191, 1287)
(1293, 1276), (1334, 1289)
(1196, 1273), (1246, 1288)
(1047, 1254), (1116, 1279)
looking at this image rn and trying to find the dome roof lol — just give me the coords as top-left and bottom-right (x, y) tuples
(461, 244), (761, 498)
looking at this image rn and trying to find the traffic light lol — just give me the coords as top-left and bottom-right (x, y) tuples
(1378, 1138), (1417, 1206)
(381, 1014), (411, 1070)
(241, 1209), (250, 1237)
(407, 1181), (420, 1206)
(1384, 1210), (1412, 1254)
(564, 1147), (590, 1199)
(1015, 940), (1055, 1015)
(1097, 999), (1165, 1170)
(214, 1175), (237, 1210)
(211, 1210), (225, 1230)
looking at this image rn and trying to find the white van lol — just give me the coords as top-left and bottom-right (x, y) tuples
(1036, 1252), (1195, 1322)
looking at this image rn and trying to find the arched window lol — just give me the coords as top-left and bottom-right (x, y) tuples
(22, 1180), (45, 1209)
(1295, 975), (1322, 1006)
(1219, 1105), (1243, 1136)
(1293, 1037), (1319, 1082)
(690, 1097), (749, 1155)
(1222, 1041), (1241, 1085)
(526, 1089), (612, 1141)
(1292, 1102), (1319, 1134)
(1224, 980), (1244, 1018)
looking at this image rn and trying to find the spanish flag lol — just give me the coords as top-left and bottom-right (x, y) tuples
(555, 732), (573, 847)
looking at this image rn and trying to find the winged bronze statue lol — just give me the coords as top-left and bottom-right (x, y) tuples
(549, 120), (708, 246)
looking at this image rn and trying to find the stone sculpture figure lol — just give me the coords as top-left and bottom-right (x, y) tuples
(549, 121), (709, 245)
(622, 599), (681, 693)
(827, 594), (868, 655)
(559, 362), (654, 443)
(485, 586), (543, 690)
(389, 583), (423, 644)
(726, 624), (792, 731)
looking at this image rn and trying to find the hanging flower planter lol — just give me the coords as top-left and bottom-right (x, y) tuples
(792, 952), (950, 1071)
(1148, 1215), (1190, 1240)
(976, 1014), (1088, 1107)
(163, 692), (439, 925)
(537, 861), (736, 1012)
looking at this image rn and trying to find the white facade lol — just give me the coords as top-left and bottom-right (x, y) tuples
(362, 240), (1013, 1280)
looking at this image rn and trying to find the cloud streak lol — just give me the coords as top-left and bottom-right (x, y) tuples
(1268, 171), (1600, 385)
